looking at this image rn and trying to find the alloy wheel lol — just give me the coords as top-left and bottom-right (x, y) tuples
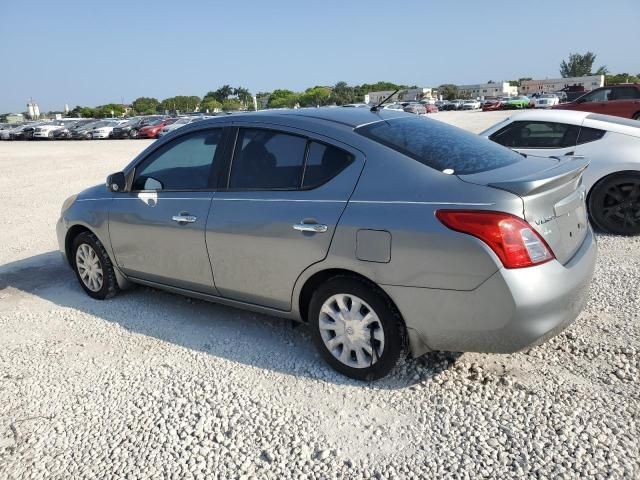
(598, 180), (640, 233)
(75, 243), (104, 292)
(318, 293), (385, 368)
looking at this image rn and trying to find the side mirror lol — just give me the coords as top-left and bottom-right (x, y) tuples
(106, 172), (126, 192)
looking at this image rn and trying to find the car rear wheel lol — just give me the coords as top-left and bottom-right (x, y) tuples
(85, 132), (92, 140)
(633, 112), (640, 121)
(309, 277), (406, 380)
(589, 173), (640, 235)
(72, 232), (118, 299)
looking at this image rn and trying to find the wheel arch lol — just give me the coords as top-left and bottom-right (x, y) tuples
(587, 169), (640, 204)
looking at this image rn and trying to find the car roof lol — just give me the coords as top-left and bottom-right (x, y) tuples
(195, 107), (413, 129)
(505, 109), (590, 125)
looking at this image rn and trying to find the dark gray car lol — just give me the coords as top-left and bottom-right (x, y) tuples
(57, 108), (596, 380)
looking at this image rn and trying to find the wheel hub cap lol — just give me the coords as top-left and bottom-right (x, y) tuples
(75, 243), (104, 292)
(318, 293), (385, 369)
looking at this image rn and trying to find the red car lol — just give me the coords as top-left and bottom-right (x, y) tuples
(482, 99), (505, 111)
(137, 118), (176, 139)
(553, 84), (640, 120)
(424, 103), (438, 113)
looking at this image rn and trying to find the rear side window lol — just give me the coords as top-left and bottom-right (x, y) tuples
(490, 121), (580, 149)
(303, 142), (354, 188)
(610, 87), (640, 100)
(577, 127), (606, 145)
(229, 129), (307, 189)
(357, 117), (521, 174)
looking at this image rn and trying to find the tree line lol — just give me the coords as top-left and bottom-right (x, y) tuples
(62, 53), (639, 117)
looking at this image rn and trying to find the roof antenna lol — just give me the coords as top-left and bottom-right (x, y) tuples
(370, 89), (400, 112)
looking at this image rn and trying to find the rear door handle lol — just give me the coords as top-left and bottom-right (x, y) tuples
(293, 223), (328, 233)
(172, 215), (197, 223)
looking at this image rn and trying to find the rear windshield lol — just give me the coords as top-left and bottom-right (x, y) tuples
(355, 117), (522, 174)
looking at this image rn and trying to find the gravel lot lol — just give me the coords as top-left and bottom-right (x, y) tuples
(1, 110), (638, 479)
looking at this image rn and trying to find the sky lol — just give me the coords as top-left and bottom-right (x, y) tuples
(1, 0), (639, 113)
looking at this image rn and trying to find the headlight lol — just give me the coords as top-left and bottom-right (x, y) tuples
(61, 194), (78, 214)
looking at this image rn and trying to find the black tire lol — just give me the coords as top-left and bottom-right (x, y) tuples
(589, 172), (640, 235)
(308, 276), (406, 381)
(129, 129), (138, 139)
(71, 232), (118, 300)
(633, 112), (640, 121)
(48, 131), (54, 139)
(85, 132), (92, 140)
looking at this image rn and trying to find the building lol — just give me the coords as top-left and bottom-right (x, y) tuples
(365, 87), (437, 104)
(1, 113), (24, 124)
(457, 82), (518, 99)
(520, 75), (604, 95)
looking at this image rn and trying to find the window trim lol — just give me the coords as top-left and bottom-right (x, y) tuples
(128, 127), (227, 193)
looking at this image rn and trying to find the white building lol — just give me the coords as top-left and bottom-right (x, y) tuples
(365, 87), (436, 104)
(457, 82), (518, 99)
(520, 75), (604, 95)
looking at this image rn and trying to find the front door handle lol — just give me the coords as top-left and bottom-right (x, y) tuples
(172, 215), (197, 224)
(293, 223), (328, 233)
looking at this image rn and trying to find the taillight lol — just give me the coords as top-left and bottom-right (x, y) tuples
(436, 210), (554, 268)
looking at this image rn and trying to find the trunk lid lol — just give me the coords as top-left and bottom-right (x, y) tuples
(459, 156), (590, 265)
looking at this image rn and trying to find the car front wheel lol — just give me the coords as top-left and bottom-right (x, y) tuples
(72, 232), (118, 299)
(589, 173), (640, 235)
(309, 277), (406, 380)
(129, 129), (138, 138)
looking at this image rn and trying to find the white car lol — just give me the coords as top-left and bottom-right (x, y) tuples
(91, 120), (128, 139)
(532, 94), (560, 109)
(462, 100), (481, 110)
(33, 120), (81, 139)
(158, 116), (207, 137)
(481, 110), (640, 235)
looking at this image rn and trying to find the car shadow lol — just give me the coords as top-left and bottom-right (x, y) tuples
(0, 251), (459, 389)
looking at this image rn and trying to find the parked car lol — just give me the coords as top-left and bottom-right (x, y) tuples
(0, 123), (25, 140)
(53, 120), (96, 139)
(381, 103), (405, 111)
(112, 116), (163, 139)
(91, 120), (129, 139)
(158, 116), (207, 137)
(58, 108), (596, 380)
(33, 120), (80, 140)
(342, 103), (370, 108)
(532, 94), (560, 109)
(504, 96), (532, 109)
(138, 118), (177, 139)
(435, 100), (450, 110)
(481, 110), (640, 235)
(71, 121), (107, 140)
(462, 100), (481, 110)
(448, 99), (464, 110)
(482, 98), (506, 111)
(553, 84), (640, 120)
(402, 102), (427, 115)
(21, 122), (48, 140)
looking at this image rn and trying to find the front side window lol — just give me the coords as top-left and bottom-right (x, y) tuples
(490, 121), (579, 149)
(133, 129), (221, 190)
(229, 129), (307, 190)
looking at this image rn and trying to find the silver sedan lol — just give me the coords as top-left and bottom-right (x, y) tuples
(57, 108), (596, 380)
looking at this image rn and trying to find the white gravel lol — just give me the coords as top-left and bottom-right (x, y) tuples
(1, 112), (638, 479)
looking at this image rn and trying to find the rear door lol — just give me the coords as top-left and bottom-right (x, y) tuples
(489, 120), (581, 158)
(109, 128), (225, 294)
(205, 125), (364, 310)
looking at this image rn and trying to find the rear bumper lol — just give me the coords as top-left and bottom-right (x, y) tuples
(385, 227), (597, 356)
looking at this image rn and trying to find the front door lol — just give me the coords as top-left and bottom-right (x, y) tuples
(205, 127), (364, 310)
(109, 128), (224, 294)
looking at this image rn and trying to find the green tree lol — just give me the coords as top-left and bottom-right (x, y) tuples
(69, 105), (96, 118)
(438, 84), (458, 100)
(560, 52), (607, 77)
(221, 99), (243, 111)
(132, 97), (159, 115)
(94, 104), (125, 118)
(299, 86), (332, 107)
(206, 85), (233, 103)
(330, 81), (355, 105)
(267, 89), (298, 108)
(201, 98), (222, 113)
(158, 96), (201, 113)
(233, 87), (252, 107)
(605, 73), (640, 85)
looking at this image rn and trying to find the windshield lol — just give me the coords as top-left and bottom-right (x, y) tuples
(356, 116), (522, 175)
